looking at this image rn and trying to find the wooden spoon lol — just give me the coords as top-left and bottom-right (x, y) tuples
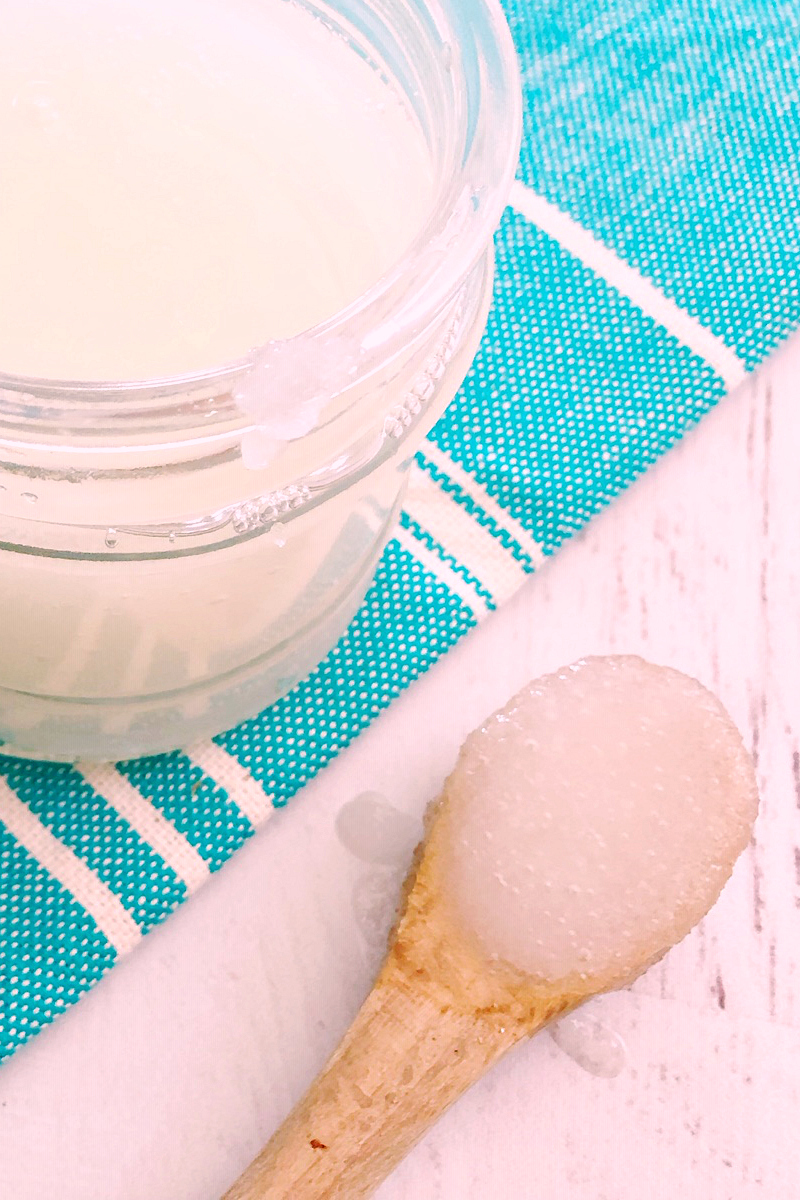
(224, 656), (758, 1199)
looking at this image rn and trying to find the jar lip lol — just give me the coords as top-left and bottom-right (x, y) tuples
(0, 0), (521, 410)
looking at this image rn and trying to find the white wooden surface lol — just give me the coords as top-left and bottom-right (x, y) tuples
(0, 337), (798, 1199)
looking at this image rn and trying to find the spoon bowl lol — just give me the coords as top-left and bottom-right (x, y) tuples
(225, 656), (758, 1199)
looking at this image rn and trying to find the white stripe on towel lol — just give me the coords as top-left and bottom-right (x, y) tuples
(405, 466), (529, 606)
(0, 778), (142, 955)
(509, 181), (748, 392)
(393, 524), (491, 618)
(186, 741), (274, 830)
(419, 440), (546, 568)
(78, 763), (211, 894)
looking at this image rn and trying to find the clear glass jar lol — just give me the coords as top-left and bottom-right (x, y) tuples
(0, 0), (521, 761)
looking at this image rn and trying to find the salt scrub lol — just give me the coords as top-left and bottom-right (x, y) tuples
(352, 871), (406, 950)
(336, 793), (422, 867)
(236, 333), (367, 465)
(549, 1013), (626, 1078)
(0, 0), (484, 761)
(0, 0), (433, 381)
(0, 0), (519, 766)
(439, 656), (758, 988)
(338, 794), (422, 960)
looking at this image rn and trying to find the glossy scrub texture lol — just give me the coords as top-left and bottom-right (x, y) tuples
(0, 0), (433, 380)
(0, 0), (518, 761)
(440, 657), (758, 987)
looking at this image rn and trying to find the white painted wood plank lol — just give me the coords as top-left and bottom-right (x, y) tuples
(0, 337), (797, 1200)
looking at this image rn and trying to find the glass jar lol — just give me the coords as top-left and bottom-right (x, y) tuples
(0, 0), (521, 761)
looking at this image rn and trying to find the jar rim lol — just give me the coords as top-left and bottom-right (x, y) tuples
(0, 0), (521, 421)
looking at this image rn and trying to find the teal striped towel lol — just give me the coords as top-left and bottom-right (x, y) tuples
(1, 0), (798, 1062)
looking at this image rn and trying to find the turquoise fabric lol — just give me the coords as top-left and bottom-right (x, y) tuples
(1, 0), (798, 1063)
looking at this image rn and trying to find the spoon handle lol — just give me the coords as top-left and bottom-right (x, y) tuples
(223, 950), (520, 1200)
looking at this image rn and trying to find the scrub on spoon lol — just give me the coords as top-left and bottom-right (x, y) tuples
(226, 655), (759, 1200)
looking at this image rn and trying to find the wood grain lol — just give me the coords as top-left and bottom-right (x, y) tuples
(223, 954), (525, 1200)
(224, 794), (581, 1199)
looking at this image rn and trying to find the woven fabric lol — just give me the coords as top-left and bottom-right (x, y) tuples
(1, 0), (798, 1062)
